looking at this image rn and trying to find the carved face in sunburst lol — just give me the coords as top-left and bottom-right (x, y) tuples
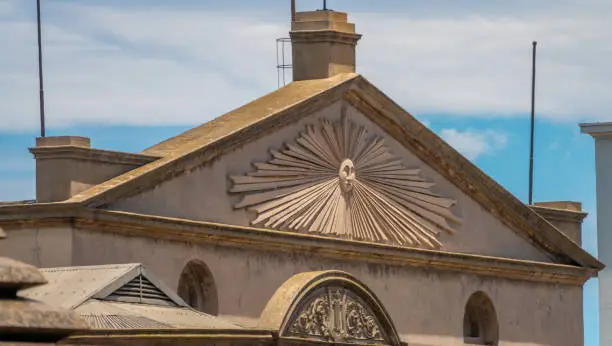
(339, 159), (356, 193)
(229, 116), (462, 249)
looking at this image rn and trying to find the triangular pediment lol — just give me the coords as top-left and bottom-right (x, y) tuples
(92, 265), (188, 308)
(20, 263), (189, 309)
(65, 74), (600, 270)
(102, 274), (177, 306)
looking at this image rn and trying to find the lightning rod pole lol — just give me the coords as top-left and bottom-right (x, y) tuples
(36, 0), (46, 138)
(528, 41), (537, 205)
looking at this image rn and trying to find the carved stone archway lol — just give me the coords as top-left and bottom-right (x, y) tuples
(259, 271), (403, 346)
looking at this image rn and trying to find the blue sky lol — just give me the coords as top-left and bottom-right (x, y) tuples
(0, 0), (608, 344)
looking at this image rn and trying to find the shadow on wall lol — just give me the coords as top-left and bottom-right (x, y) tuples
(463, 291), (499, 346)
(177, 259), (219, 316)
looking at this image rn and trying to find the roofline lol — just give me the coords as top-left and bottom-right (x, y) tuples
(30, 262), (137, 309)
(0, 208), (599, 285)
(39, 263), (141, 271)
(0, 73), (601, 272)
(579, 122), (612, 137)
(344, 77), (603, 271)
(70, 74), (359, 207)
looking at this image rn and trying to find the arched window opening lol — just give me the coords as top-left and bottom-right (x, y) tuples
(463, 291), (499, 345)
(177, 260), (218, 315)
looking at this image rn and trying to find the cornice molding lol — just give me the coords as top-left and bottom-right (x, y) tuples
(0, 209), (595, 286)
(29, 146), (159, 166)
(290, 30), (362, 45)
(530, 205), (588, 224)
(579, 122), (612, 138)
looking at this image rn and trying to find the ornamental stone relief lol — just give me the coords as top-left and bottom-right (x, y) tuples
(285, 286), (386, 344)
(229, 115), (462, 249)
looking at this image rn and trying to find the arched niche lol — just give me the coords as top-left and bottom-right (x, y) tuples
(259, 271), (403, 346)
(177, 259), (218, 315)
(463, 291), (499, 345)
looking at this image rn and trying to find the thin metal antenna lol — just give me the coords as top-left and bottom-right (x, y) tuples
(36, 0), (46, 138)
(528, 41), (537, 205)
(282, 39), (286, 86)
(276, 38), (292, 88)
(275, 1), (294, 88)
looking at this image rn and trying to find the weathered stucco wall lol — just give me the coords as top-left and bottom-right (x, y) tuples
(34, 156), (146, 203)
(70, 228), (583, 346)
(0, 226), (73, 267)
(0, 223), (584, 345)
(110, 101), (552, 263)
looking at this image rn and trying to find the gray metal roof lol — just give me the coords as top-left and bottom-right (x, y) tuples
(19, 263), (243, 331)
(21, 263), (140, 309)
(77, 300), (240, 330)
(0, 237), (88, 341)
(20, 263), (187, 309)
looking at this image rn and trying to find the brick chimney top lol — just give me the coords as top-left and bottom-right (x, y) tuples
(290, 7), (361, 81)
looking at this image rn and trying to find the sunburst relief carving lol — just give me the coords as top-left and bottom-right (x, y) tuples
(229, 116), (461, 249)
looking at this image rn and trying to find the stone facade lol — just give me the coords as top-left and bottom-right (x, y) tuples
(0, 228), (87, 344)
(0, 6), (602, 346)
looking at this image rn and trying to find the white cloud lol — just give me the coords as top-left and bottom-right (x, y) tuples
(439, 129), (509, 160)
(0, 3), (286, 131)
(0, 0), (14, 17)
(0, 1), (610, 131)
(357, 11), (611, 121)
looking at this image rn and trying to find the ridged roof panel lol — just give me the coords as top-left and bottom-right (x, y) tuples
(21, 264), (139, 309)
(77, 300), (242, 330)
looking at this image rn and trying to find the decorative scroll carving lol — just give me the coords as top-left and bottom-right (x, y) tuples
(285, 286), (385, 344)
(229, 115), (462, 249)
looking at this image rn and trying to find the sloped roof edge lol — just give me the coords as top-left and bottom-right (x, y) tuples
(23, 263), (138, 309)
(1, 73), (601, 271)
(24, 263), (188, 309)
(64, 73), (358, 207)
(343, 77), (602, 271)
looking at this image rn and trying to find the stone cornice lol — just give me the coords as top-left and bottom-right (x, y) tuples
(290, 30), (362, 45)
(580, 122), (612, 138)
(0, 208), (597, 286)
(530, 205), (588, 224)
(0, 202), (80, 219)
(29, 146), (159, 166)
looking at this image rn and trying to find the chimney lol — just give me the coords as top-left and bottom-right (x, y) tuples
(531, 201), (587, 246)
(29, 136), (159, 203)
(290, 8), (362, 81)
